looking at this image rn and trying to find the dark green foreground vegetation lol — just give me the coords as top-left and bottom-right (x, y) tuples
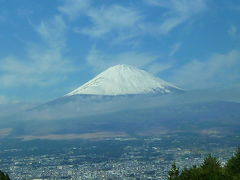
(168, 148), (240, 180)
(0, 171), (10, 180)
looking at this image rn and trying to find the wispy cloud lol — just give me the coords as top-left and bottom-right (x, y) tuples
(169, 42), (182, 57)
(170, 50), (240, 89)
(145, 0), (207, 34)
(0, 53), (74, 87)
(68, 0), (207, 38)
(58, 0), (91, 20)
(58, 0), (207, 46)
(59, 1), (143, 36)
(146, 62), (172, 74)
(87, 47), (159, 72)
(0, 15), (75, 87)
(37, 15), (66, 50)
(78, 5), (143, 38)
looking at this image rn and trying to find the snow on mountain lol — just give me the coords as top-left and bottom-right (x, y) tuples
(66, 64), (181, 96)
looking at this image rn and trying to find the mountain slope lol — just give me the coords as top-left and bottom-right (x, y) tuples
(66, 64), (181, 96)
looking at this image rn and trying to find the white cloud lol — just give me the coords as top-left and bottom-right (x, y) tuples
(58, 0), (91, 20)
(169, 42), (182, 56)
(86, 47), (159, 72)
(0, 15), (76, 87)
(37, 15), (66, 50)
(59, 2), (144, 44)
(59, 0), (206, 41)
(169, 50), (240, 89)
(145, 0), (207, 34)
(80, 5), (143, 38)
(0, 52), (74, 87)
(59, 1), (143, 37)
(146, 63), (172, 74)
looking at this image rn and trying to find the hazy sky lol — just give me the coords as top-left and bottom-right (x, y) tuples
(0, 0), (240, 102)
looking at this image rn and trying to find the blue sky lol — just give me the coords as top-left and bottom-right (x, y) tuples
(0, 0), (240, 103)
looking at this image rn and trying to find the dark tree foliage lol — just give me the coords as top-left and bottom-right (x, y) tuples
(168, 148), (240, 180)
(225, 147), (240, 180)
(168, 161), (179, 180)
(0, 171), (10, 180)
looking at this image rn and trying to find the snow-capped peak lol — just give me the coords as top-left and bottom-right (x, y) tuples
(66, 64), (181, 96)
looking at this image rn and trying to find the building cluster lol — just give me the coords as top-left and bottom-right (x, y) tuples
(0, 138), (235, 180)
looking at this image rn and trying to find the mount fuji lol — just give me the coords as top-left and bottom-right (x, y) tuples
(66, 64), (181, 96)
(3, 65), (240, 139)
(32, 64), (182, 112)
